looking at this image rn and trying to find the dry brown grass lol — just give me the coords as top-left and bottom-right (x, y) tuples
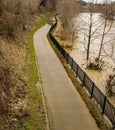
(0, 14), (48, 130)
(0, 39), (28, 130)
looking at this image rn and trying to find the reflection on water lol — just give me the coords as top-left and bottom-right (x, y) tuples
(70, 13), (115, 104)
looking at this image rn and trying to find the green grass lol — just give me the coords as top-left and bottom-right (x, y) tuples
(30, 16), (49, 36)
(24, 15), (49, 130)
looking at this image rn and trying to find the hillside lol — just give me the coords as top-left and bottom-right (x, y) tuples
(0, 0), (48, 129)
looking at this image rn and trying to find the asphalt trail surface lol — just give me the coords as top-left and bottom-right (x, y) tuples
(33, 24), (99, 130)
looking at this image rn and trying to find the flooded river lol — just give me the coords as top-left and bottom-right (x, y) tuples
(69, 13), (115, 104)
(54, 13), (115, 104)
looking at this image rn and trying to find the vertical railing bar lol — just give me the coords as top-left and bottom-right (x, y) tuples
(83, 72), (86, 85)
(76, 64), (79, 76)
(102, 96), (107, 114)
(67, 53), (69, 64)
(71, 58), (74, 70)
(90, 83), (95, 98)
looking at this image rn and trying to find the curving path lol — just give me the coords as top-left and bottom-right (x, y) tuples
(33, 24), (100, 130)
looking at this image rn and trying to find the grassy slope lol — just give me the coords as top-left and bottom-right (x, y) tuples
(24, 15), (48, 130)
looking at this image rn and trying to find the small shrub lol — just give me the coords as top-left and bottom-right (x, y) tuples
(86, 58), (104, 71)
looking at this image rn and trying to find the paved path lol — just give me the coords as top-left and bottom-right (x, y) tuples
(33, 24), (100, 130)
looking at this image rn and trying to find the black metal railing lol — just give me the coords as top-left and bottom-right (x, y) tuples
(48, 22), (115, 127)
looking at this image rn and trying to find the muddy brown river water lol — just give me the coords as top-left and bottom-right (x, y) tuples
(54, 13), (115, 105)
(69, 13), (115, 105)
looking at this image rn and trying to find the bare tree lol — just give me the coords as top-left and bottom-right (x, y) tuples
(0, 0), (39, 37)
(86, 10), (93, 60)
(78, 10), (103, 61)
(78, 3), (114, 70)
(97, 14), (113, 61)
(56, 0), (79, 47)
(97, 2), (115, 63)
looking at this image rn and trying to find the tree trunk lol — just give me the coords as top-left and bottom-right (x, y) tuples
(98, 18), (107, 60)
(87, 12), (92, 60)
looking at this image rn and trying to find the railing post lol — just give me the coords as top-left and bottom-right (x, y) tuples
(76, 64), (79, 76)
(66, 53), (69, 64)
(71, 58), (73, 70)
(59, 44), (61, 52)
(102, 96), (107, 114)
(83, 72), (86, 85)
(64, 50), (66, 60)
(90, 83), (95, 98)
